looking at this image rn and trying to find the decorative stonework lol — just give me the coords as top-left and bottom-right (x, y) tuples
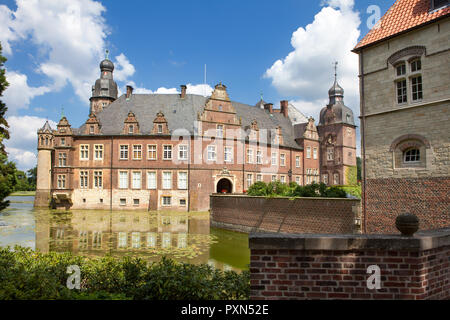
(151, 111), (169, 135)
(84, 113), (101, 135)
(123, 111), (140, 134)
(387, 45), (426, 65)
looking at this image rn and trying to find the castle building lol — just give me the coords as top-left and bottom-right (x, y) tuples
(34, 56), (356, 211)
(353, 0), (450, 233)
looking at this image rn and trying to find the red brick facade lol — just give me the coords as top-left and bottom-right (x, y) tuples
(365, 177), (450, 234)
(249, 230), (450, 300)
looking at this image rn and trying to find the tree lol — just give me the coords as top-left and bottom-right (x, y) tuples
(0, 41), (15, 210)
(0, 42), (9, 155)
(356, 156), (362, 182)
(27, 166), (37, 189)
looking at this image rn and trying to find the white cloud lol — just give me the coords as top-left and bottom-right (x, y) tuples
(264, 0), (361, 121)
(3, 70), (51, 113)
(186, 84), (214, 97)
(114, 53), (136, 82)
(127, 83), (214, 96)
(4, 116), (57, 170)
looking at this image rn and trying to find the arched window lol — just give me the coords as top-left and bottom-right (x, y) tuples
(390, 134), (429, 169)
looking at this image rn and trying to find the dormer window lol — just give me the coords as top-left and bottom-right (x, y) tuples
(430, 0), (449, 11)
(61, 138), (65, 146)
(129, 125), (134, 134)
(157, 124), (163, 134)
(90, 125), (95, 134)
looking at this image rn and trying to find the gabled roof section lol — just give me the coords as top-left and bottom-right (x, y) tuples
(353, 0), (450, 51)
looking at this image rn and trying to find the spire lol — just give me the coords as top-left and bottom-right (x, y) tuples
(105, 49), (109, 60)
(333, 61), (338, 82)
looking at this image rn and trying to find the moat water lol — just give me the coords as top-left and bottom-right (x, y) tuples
(0, 195), (250, 272)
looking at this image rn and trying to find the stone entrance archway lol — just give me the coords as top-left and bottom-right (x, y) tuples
(217, 178), (233, 194)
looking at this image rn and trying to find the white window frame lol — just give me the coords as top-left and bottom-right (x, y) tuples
(80, 144), (89, 161)
(327, 147), (334, 161)
(178, 144), (188, 161)
(247, 148), (253, 164)
(256, 174), (262, 182)
(132, 171), (142, 189)
(313, 148), (318, 160)
(163, 145), (173, 160)
(280, 153), (286, 166)
(216, 124), (224, 138)
(80, 171), (88, 189)
(162, 171), (172, 190)
(295, 155), (300, 168)
(162, 196), (172, 206)
(119, 171), (128, 189)
(94, 144), (103, 160)
(178, 171), (188, 190)
(306, 147), (311, 159)
(57, 174), (66, 189)
(224, 146), (233, 163)
(147, 144), (157, 160)
(246, 174), (253, 188)
(119, 145), (129, 160)
(58, 152), (67, 167)
(207, 145), (216, 161)
(147, 171), (157, 189)
(94, 171), (103, 189)
(280, 175), (286, 184)
(271, 152), (277, 166)
(132, 144), (142, 160)
(256, 150), (262, 164)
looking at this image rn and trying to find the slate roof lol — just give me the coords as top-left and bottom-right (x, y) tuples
(76, 94), (302, 150)
(354, 0), (450, 51)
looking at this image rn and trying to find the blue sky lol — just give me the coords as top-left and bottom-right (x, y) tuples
(0, 0), (392, 170)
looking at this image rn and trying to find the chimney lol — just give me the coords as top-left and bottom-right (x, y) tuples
(280, 100), (289, 117)
(264, 103), (273, 113)
(180, 85), (187, 99)
(126, 85), (134, 99)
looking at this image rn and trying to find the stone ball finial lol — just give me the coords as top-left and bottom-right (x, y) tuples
(395, 213), (419, 236)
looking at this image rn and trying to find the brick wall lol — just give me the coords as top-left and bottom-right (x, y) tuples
(366, 176), (450, 233)
(210, 195), (361, 234)
(249, 228), (450, 300)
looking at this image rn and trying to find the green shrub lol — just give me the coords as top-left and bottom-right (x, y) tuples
(0, 246), (249, 300)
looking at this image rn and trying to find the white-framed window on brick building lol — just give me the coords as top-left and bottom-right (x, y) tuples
(162, 196), (171, 206)
(94, 144), (103, 160)
(119, 171), (128, 189)
(80, 171), (88, 189)
(216, 124), (224, 138)
(306, 147), (311, 159)
(280, 153), (286, 166)
(295, 176), (301, 185)
(60, 138), (65, 146)
(163, 171), (172, 189)
(147, 171), (157, 189)
(271, 152), (277, 165)
(80, 145), (89, 160)
(178, 171), (187, 190)
(256, 174), (262, 182)
(280, 175), (286, 184)
(132, 171), (141, 189)
(256, 150), (262, 164)
(333, 173), (339, 185)
(271, 175), (277, 182)
(295, 155), (300, 168)
(313, 148), (318, 160)
(207, 145), (216, 161)
(224, 146), (233, 163)
(247, 148), (253, 164)
(147, 145), (157, 160)
(246, 174), (253, 188)
(327, 147), (334, 161)
(323, 173), (329, 185)
(58, 153), (67, 167)
(94, 171), (103, 189)
(163, 145), (172, 160)
(403, 148), (420, 163)
(57, 174), (66, 189)
(178, 145), (188, 161)
(128, 125), (134, 134)
(119, 145), (128, 160)
(133, 145), (142, 160)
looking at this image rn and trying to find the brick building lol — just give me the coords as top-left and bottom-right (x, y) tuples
(353, 0), (450, 233)
(35, 55), (356, 211)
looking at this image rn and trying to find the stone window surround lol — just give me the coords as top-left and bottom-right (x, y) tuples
(132, 144), (143, 160)
(118, 170), (129, 189)
(224, 146), (233, 163)
(390, 134), (431, 170)
(280, 153), (286, 166)
(178, 171), (188, 190)
(93, 170), (103, 189)
(94, 144), (103, 160)
(163, 144), (173, 160)
(161, 196), (172, 206)
(146, 170), (157, 190)
(119, 144), (129, 160)
(79, 144), (89, 161)
(147, 144), (157, 160)
(162, 171), (172, 190)
(178, 144), (188, 161)
(131, 170), (142, 190)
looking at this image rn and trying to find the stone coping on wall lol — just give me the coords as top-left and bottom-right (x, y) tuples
(249, 227), (450, 251)
(211, 194), (360, 201)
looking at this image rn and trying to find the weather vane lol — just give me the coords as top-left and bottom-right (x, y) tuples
(105, 49), (109, 60)
(333, 61), (338, 81)
(61, 106), (65, 119)
(260, 92), (263, 101)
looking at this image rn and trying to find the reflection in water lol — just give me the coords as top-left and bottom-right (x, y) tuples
(1, 196), (249, 272)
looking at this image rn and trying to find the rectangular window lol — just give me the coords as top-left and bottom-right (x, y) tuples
(411, 76), (423, 101)
(397, 80), (407, 104)
(120, 145), (128, 160)
(131, 232), (140, 247)
(256, 174), (262, 182)
(178, 172), (187, 190)
(280, 175), (286, 184)
(57, 175), (66, 189)
(119, 171), (128, 189)
(313, 148), (318, 160)
(178, 145), (188, 160)
(61, 138), (65, 146)
(80, 171), (88, 189)
(147, 171), (156, 189)
(147, 145), (157, 160)
(119, 198), (126, 206)
(396, 63), (406, 76)
(256, 150), (262, 164)
(271, 175), (277, 182)
(118, 232), (127, 247)
(90, 126), (94, 134)
(216, 124), (223, 138)
(162, 196), (171, 206)
(333, 173), (339, 185)
(323, 174), (329, 185)
(128, 125), (134, 134)
(271, 152), (277, 165)
(157, 124), (163, 134)
(327, 147), (334, 161)
(133, 145), (142, 160)
(207, 145), (216, 161)
(94, 171), (103, 188)
(179, 199), (186, 206)
(247, 149), (253, 164)
(295, 176), (300, 184)
(224, 146), (233, 162)
(306, 147), (311, 159)
(246, 174), (253, 188)
(280, 153), (286, 166)
(296, 156), (300, 168)
(163, 145), (172, 160)
(132, 171), (141, 189)
(411, 59), (421, 72)
(58, 153), (67, 167)
(80, 145), (89, 160)
(163, 172), (172, 189)
(94, 144), (103, 160)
